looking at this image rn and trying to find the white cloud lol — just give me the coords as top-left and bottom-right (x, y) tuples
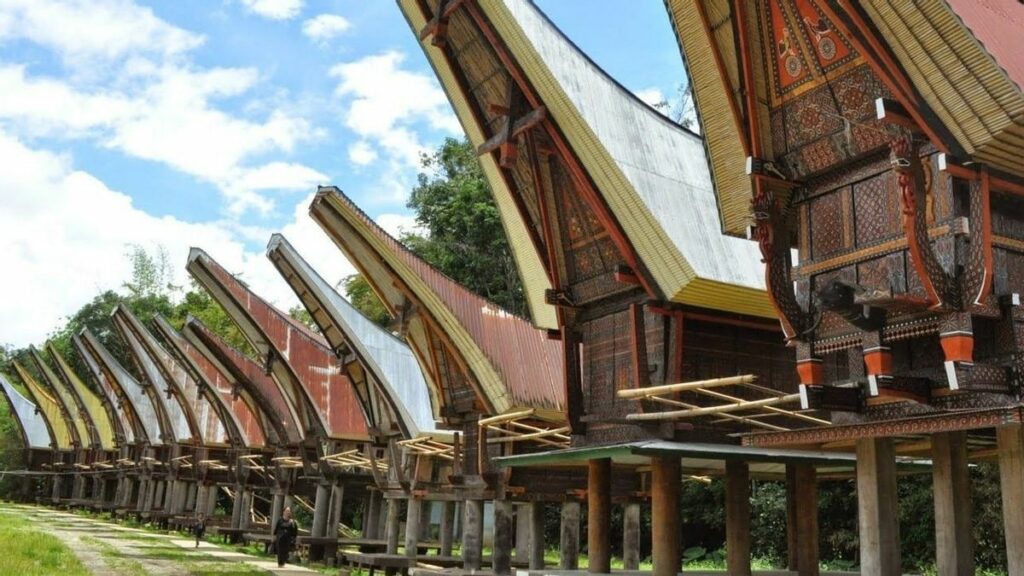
(239, 0), (303, 20)
(235, 162), (327, 191)
(634, 87), (666, 108)
(0, 62), (323, 216)
(347, 140), (378, 166)
(375, 213), (424, 239)
(329, 51), (459, 167)
(302, 14), (351, 45)
(0, 0), (203, 66)
(0, 130), (353, 347)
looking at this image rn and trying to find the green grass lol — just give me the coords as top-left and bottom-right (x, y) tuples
(82, 535), (151, 576)
(0, 508), (91, 576)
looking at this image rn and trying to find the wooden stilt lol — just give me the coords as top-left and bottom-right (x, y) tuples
(787, 464), (819, 576)
(404, 497), (421, 558)
(998, 424), (1024, 575)
(589, 458), (612, 573)
(515, 503), (531, 561)
(385, 497), (401, 555)
(559, 501), (581, 570)
(623, 501), (641, 570)
(528, 502), (545, 570)
(238, 489), (252, 530)
(651, 456), (680, 576)
(270, 489), (285, 531)
(493, 500), (514, 576)
(462, 499), (484, 570)
(440, 500), (455, 556)
(329, 482), (345, 537)
(364, 490), (380, 539)
(857, 437), (901, 576)
(933, 432), (973, 575)
(726, 460), (752, 576)
(311, 481), (330, 538)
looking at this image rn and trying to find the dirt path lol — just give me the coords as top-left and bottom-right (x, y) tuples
(4, 504), (314, 576)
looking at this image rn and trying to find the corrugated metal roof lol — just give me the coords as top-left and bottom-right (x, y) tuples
(187, 248), (370, 441)
(78, 329), (164, 446)
(153, 316), (267, 449)
(27, 347), (92, 448)
(0, 373), (53, 449)
(47, 344), (117, 451)
(112, 309), (195, 443)
(401, 0), (769, 316)
(182, 317), (305, 445)
(267, 234), (444, 440)
(72, 334), (135, 445)
(13, 363), (73, 449)
(310, 187), (565, 418)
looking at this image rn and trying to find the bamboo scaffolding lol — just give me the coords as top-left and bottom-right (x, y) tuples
(626, 394), (801, 421)
(616, 375), (757, 398)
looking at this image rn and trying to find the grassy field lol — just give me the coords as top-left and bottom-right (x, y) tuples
(0, 507), (90, 576)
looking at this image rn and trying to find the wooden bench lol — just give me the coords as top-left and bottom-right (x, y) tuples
(211, 526), (246, 544)
(243, 532), (276, 554)
(341, 552), (414, 576)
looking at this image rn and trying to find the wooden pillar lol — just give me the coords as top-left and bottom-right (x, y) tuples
(623, 502), (641, 570)
(311, 481), (330, 538)
(559, 501), (581, 569)
(726, 460), (752, 576)
(270, 489), (285, 532)
(365, 489), (381, 539)
(328, 482), (345, 537)
(786, 464), (819, 576)
(588, 458), (612, 573)
(493, 500), (514, 576)
(515, 503), (531, 561)
(419, 500), (433, 540)
(856, 438), (901, 576)
(439, 500), (456, 556)
(462, 499), (484, 570)
(404, 497), (421, 558)
(154, 480), (165, 510)
(239, 489), (252, 530)
(528, 502), (545, 570)
(185, 482), (197, 512)
(230, 484), (244, 529)
(205, 484), (219, 516)
(651, 456), (680, 576)
(933, 432), (973, 575)
(385, 497), (402, 555)
(998, 424), (1024, 575)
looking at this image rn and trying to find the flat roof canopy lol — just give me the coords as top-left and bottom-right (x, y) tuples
(495, 440), (927, 478)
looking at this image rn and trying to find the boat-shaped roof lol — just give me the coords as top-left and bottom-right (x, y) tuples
(0, 373), (54, 449)
(13, 362), (74, 449)
(72, 333), (135, 445)
(46, 344), (117, 451)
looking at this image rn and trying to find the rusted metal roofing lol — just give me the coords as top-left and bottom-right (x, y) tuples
(187, 248), (370, 441)
(401, 0), (772, 318)
(12, 363), (73, 450)
(113, 305), (226, 446)
(181, 316), (305, 446)
(0, 373), (54, 449)
(111, 310), (194, 444)
(77, 329), (164, 446)
(46, 344), (117, 451)
(26, 347), (94, 448)
(266, 234), (443, 440)
(72, 334), (135, 445)
(152, 315), (267, 449)
(310, 186), (565, 420)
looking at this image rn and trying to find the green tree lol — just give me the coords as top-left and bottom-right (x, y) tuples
(167, 282), (256, 359)
(403, 137), (527, 317)
(288, 306), (320, 334)
(342, 275), (391, 328)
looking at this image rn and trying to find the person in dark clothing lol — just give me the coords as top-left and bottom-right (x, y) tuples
(273, 506), (299, 567)
(193, 513), (207, 548)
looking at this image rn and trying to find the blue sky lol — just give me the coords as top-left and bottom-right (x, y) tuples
(0, 0), (687, 347)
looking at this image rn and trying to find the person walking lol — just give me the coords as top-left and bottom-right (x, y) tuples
(193, 512), (207, 548)
(273, 506), (299, 567)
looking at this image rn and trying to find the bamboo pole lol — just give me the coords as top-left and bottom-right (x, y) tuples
(617, 375), (757, 399)
(479, 408), (536, 426)
(486, 426), (572, 444)
(626, 394), (801, 421)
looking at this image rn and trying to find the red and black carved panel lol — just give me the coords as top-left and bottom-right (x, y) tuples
(856, 252), (906, 294)
(810, 191), (845, 259)
(993, 191), (1024, 241)
(579, 309), (635, 419)
(854, 171), (900, 246)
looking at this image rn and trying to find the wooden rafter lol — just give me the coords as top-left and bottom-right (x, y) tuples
(321, 449), (388, 472)
(398, 437), (454, 461)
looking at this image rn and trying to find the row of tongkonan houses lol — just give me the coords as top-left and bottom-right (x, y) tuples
(3, 1), (1023, 575)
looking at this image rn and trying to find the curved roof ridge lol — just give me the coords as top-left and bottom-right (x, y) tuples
(78, 329), (164, 445)
(311, 186), (565, 416)
(72, 334), (135, 445)
(267, 233), (441, 439)
(46, 344), (117, 451)
(0, 372), (53, 449)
